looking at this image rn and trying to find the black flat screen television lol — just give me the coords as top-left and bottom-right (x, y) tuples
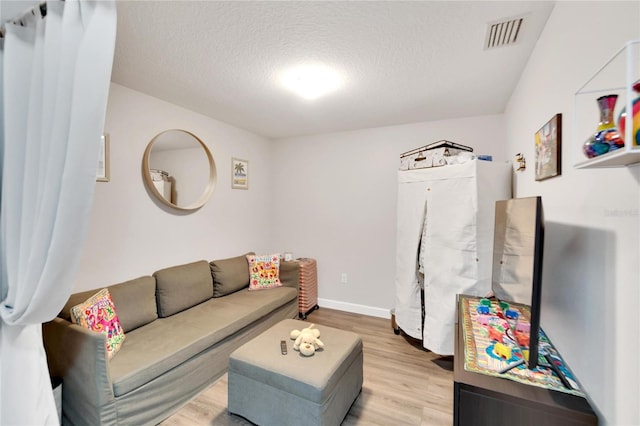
(491, 196), (544, 370)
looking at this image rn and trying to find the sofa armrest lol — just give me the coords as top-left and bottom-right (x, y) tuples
(280, 261), (300, 290)
(43, 318), (117, 424)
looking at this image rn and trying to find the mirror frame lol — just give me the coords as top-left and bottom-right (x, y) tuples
(142, 129), (217, 211)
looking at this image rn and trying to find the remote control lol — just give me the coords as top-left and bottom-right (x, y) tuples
(280, 340), (287, 355)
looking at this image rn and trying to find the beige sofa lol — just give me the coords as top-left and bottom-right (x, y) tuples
(43, 254), (299, 425)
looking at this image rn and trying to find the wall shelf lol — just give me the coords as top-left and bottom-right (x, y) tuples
(574, 40), (640, 169)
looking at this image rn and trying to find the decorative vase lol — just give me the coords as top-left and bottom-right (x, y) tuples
(617, 80), (640, 147)
(583, 94), (624, 158)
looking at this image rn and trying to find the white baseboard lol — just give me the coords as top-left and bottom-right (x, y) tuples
(316, 298), (391, 319)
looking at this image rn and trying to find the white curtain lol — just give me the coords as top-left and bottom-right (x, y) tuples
(0, 1), (116, 424)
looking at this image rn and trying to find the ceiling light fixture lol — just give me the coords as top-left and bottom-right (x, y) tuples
(279, 63), (344, 100)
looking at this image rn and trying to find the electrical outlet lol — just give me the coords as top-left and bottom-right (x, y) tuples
(341, 273), (348, 284)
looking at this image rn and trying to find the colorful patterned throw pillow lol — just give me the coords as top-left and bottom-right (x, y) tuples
(247, 253), (282, 291)
(70, 288), (125, 359)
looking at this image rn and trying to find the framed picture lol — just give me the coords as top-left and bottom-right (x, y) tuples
(96, 134), (110, 182)
(535, 114), (562, 181)
(232, 157), (248, 189)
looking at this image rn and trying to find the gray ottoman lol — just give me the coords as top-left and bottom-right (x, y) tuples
(228, 319), (363, 426)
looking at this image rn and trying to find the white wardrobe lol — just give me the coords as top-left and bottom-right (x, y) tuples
(394, 159), (511, 355)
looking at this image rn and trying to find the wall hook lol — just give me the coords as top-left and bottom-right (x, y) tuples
(515, 153), (526, 171)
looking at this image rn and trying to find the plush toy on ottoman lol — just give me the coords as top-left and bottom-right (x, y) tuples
(290, 323), (324, 356)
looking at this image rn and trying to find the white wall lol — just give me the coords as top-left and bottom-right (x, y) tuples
(271, 115), (506, 316)
(73, 84), (276, 291)
(504, 2), (640, 425)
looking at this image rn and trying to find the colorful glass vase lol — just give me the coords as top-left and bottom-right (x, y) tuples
(617, 80), (640, 146)
(583, 94), (624, 158)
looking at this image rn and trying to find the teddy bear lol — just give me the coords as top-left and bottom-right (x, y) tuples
(290, 323), (324, 356)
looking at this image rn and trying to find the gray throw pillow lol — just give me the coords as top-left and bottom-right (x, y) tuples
(210, 252), (254, 297)
(108, 276), (158, 332)
(58, 276), (158, 333)
(154, 260), (213, 317)
(279, 261), (300, 290)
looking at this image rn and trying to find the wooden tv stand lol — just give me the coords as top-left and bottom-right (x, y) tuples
(453, 295), (598, 426)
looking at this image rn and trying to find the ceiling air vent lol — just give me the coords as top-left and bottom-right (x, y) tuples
(484, 16), (524, 49)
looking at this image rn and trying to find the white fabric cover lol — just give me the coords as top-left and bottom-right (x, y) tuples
(0, 1), (116, 424)
(394, 160), (510, 354)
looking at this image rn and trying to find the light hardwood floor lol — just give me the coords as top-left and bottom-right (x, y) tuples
(160, 308), (454, 426)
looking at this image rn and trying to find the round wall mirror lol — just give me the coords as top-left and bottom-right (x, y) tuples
(142, 129), (216, 211)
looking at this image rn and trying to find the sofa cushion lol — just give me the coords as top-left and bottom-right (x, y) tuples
(210, 252), (254, 297)
(70, 288), (126, 359)
(109, 286), (298, 397)
(108, 276), (158, 332)
(154, 260), (214, 317)
(247, 254), (282, 290)
(59, 276), (158, 333)
(279, 261), (300, 289)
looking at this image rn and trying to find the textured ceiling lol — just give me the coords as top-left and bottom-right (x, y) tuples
(112, 1), (555, 139)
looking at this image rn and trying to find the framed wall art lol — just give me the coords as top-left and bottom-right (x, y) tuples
(534, 113), (562, 181)
(96, 133), (110, 182)
(231, 157), (248, 189)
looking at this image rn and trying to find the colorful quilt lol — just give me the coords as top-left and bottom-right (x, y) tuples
(460, 295), (584, 396)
